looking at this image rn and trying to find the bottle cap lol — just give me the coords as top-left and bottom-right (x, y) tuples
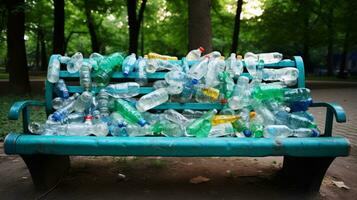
(249, 111), (256, 119)
(243, 130), (252, 137)
(123, 71), (129, 77)
(138, 119), (147, 127)
(220, 99), (227, 104)
(51, 112), (63, 122)
(63, 91), (69, 99)
(191, 79), (199, 85)
(85, 115), (94, 120)
(311, 129), (319, 137)
(198, 47), (205, 52)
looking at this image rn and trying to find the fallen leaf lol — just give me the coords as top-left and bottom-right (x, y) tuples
(332, 181), (350, 190)
(190, 176), (210, 184)
(117, 173), (126, 181)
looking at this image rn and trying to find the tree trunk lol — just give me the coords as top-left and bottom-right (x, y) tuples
(39, 28), (47, 71)
(35, 30), (40, 70)
(53, 0), (65, 54)
(127, 0), (147, 54)
(188, 0), (212, 52)
(84, 0), (100, 53)
(6, 0), (30, 93)
(338, 31), (349, 78)
(230, 0), (243, 54)
(326, 7), (334, 76)
(302, 5), (311, 74)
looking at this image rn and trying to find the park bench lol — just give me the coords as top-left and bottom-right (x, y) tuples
(4, 56), (350, 193)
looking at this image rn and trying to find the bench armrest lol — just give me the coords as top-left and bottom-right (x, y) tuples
(8, 100), (46, 133)
(310, 102), (346, 136)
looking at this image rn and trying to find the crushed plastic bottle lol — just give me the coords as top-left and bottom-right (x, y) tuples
(262, 67), (299, 86)
(188, 56), (209, 82)
(114, 99), (147, 126)
(54, 79), (69, 99)
(205, 57), (226, 87)
(73, 91), (93, 113)
(135, 57), (148, 86)
(186, 109), (217, 137)
(92, 52), (124, 86)
(79, 62), (92, 91)
(122, 53), (137, 77)
(147, 52), (178, 60)
(209, 123), (235, 137)
(163, 109), (190, 125)
(97, 89), (110, 116)
(228, 76), (250, 110)
(66, 52), (83, 73)
(212, 115), (240, 126)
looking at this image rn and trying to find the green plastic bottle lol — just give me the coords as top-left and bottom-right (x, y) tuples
(251, 84), (285, 102)
(249, 113), (264, 138)
(218, 72), (235, 102)
(186, 109), (217, 138)
(151, 120), (185, 137)
(113, 99), (147, 126)
(92, 52), (125, 86)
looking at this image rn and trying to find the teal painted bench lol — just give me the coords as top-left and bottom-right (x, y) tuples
(4, 56), (350, 193)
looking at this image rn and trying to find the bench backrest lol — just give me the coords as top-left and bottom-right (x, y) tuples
(45, 56), (305, 115)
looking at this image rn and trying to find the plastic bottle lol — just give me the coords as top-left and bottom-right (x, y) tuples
(188, 56), (209, 82)
(54, 79), (69, 99)
(136, 88), (169, 112)
(97, 89), (110, 116)
(209, 123), (235, 137)
(114, 99), (147, 126)
(257, 52), (283, 64)
(182, 109), (204, 119)
(284, 88), (311, 102)
(122, 53), (137, 76)
(57, 115), (109, 136)
(47, 54), (61, 83)
(66, 52), (83, 73)
(147, 52), (178, 60)
(73, 91), (93, 113)
(92, 52), (124, 86)
(205, 57), (226, 87)
(186, 47), (205, 61)
(244, 52), (258, 77)
(186, 109), (217, 137)
(105, 82), (140, 98)
(218, 71), (235, 102)
(262, 67), (299, 86)
(212, 115), (240, 126)
(151, 120), (185, 137)
(251, 84), (285, 101)
(51, 93), (80, 122)
(264, 125), (319, 138)
(165, 70), (186, 85)
(110, 112), (127, 128)
(79, 62), (92, 91)
(275, 111), (317, 129)
(228, 76), (250, 110)
(289, 98), (313, 112)
(201, 87), (220, 100)
(89, 53), (104, 70)
(249, 112), (264, 138)
(153, 80), (169, 90)
(226, 53), (243, 77)
(64, 112), (85, 124)
(135, 57), (148, 86)
(126, 124), (153, 136)
(52, 93), (79, 110)
(163, 109), (190, 125)
(178, 77), (199, 102)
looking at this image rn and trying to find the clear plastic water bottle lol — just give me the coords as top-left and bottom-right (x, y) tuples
(188, 56), (209, 82)
(165, 70), (186, 85)
(135, 57), (148, 86)
(74, 91), (93, 113)
(284, 88), (311, 102)
(47, 54), (61, 83)
(52, 93), (79, 110)
(186, 47), (205, 61)
(163, 109), (189, 125)
(126, 124), (153, 136)
(228, 76), (250, 110)
(257, 52), (283, 64)
(54, 79), (69, 99)
(110, 112), (127, 128)
(205, 57), (226, 87)
(264, 125), (319, 138)
(218, 71), (235, 102)
(122, 53), (137, 76)
(153, 80), (169, 90)
(66, 52), (83, 73)
(275, 111), (317, 129)
(182, 109), (204, 119)
(209, 123), (235, 137)
(105, 82), (140, 98)
(186, 109), (217, 137)
(244, 52), (258, 77)
(262, 67), (299, 86)
(57, 115), (108, 136)
(89, 52), (104, 70)
(136, 88), (169, 112)
(97, 89), (110, 116)
(225, 53), (240, 77)
(64, 112), (85, 123)
(114, 99), (147, 126)
(79, 62), (92, 91)
(51, 95), (78, 122)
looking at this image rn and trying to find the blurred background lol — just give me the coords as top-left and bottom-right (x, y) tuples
(0, 0), (357, 93)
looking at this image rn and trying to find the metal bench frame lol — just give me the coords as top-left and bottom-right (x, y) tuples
(4, 56), (350, 193)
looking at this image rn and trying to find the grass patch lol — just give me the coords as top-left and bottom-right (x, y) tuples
(0, 94), (46, 140)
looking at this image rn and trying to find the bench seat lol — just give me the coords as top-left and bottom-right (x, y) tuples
(5, 133), (350, 157)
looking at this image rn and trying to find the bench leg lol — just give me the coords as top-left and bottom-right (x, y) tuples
(281, 156), (334, 193)
(21, 155), (70, 191)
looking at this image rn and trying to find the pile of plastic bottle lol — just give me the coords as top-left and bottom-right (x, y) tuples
(29, 48), (319, 138)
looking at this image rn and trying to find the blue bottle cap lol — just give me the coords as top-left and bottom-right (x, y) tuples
(63, 91), (69, 99)
(123, 71), (129, 77)
(51, 112), (63, 122)
(191, 79), (199, 85)
(311, 129), (319, 137)
(138, 119), (147, 127)
(243, 130), (252, 137)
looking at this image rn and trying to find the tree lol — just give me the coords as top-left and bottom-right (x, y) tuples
(231, 0), (243, 53)
(127, 0), (147, 54)
(188, 0), (212, 52)
(53, 0), (65, 54)
(5, 0), (30, 93)
(84, 0), (100, 53)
